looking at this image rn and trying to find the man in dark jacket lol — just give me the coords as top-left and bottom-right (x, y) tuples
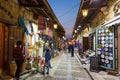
(13, 41), (25, 80)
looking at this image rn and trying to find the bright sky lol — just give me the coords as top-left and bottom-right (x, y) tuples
(48, 0), (81, 38)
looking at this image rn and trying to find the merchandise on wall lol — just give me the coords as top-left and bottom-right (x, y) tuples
(96, 26), (116, 70)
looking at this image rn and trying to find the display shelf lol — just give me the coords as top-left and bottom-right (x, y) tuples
(96, 26), (115, 69)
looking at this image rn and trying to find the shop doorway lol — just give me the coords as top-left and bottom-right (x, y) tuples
(83, 37), (89, 52)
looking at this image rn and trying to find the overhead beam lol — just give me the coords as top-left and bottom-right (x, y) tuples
(18, 0), (44, 7)
(19, 4), (44, 7)
(33, 0), (39, 5)
(32, 8), (40, 15)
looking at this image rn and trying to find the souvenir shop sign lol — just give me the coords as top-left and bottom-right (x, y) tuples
(96, 26), (115, 69)
(90, 56), (100, 72)
(38, 16), (46, 30)
(114, 1), (120, 16)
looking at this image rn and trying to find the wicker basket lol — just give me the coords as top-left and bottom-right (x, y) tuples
(9, 63), (17, 77)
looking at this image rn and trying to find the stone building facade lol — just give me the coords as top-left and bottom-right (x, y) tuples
(0, 0), (35, 24)
(0, 0), (37, 71)
(80, 0), (120, 72)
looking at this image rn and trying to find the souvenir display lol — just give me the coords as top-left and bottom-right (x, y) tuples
(96, 26), (115, 69)
(81, 50), (95, 64)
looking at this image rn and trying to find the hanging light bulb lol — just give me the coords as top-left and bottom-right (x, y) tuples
(82, 9), (88, 17)
(53, 23), (58, 29)
(74, 30), (77, 33)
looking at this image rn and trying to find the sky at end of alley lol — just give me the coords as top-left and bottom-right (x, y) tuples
(48, 0), (81, 38)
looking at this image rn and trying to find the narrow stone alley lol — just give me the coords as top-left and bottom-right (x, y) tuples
(20, 51), (92, 80)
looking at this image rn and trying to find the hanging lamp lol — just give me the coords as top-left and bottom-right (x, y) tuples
(82, 9), (88, 17)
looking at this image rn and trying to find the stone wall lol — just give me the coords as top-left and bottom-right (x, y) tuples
(0, 0), (35, 25)
(90, 0), (118, 29)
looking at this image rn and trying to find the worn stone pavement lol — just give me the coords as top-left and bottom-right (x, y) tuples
(20, 51), (92, 80)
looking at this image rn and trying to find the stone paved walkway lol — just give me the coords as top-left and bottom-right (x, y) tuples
(20, 51), (92, 80)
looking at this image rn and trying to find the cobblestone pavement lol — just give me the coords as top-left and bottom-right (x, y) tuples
(20, 52), (92, 80)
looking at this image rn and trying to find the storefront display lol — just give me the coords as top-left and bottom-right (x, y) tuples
(96, 26), (115, 69)
(79, 49), (95, 64)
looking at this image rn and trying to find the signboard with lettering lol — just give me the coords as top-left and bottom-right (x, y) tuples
(90, 56), (100, 72)
(114, 1), (120, 16)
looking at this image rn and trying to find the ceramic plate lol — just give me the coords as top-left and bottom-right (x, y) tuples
(101, 54), (105, 58)
(97, 51), (101, 54)
(101, 59), (104, 62)
(105, 29), (109, 32)
(107, 64), (112, 68)
(105, 60), (109, 64)
(105, 56), (109, 59)
(109, 57), (113, 60)
(105, 48), (108, 51)
(105, 44), (108, 47)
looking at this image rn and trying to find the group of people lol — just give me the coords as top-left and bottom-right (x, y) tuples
(13, 41), (52, 80)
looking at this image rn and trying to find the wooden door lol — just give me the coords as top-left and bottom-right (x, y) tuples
(8, 27), (24, 61)
(83, 37), (89, 52)
(0, 23), (9, 70)
(3, 25), (9, 70)
(0, 23), (4, 68)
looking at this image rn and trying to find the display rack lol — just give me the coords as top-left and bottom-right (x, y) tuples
(96, 26), (115, 69)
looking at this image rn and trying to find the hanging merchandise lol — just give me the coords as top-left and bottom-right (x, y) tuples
(18, 17), (29, 35)
(96, 26), (115, 69)
(38, 16), (46, 30)
(32, 23), (38, 34)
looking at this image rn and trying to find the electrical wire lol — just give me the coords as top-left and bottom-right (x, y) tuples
(57, 2), (80, 19)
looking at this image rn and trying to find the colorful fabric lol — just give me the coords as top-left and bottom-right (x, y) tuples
(18, 17), (29, 35)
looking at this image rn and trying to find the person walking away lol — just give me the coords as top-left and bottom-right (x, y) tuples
(68, 44), (71, 53)
(71, 44), (74, 57)
(13, 41), (25, 80)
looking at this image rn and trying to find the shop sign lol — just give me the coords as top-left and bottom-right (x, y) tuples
(114, 1), (120, 16)
(90, 56), (100, 72)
